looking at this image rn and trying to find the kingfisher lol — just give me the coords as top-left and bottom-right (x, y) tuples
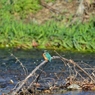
(43, 50), (52, 62)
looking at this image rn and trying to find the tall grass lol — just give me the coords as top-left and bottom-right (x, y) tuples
(0, 14), (95, 52)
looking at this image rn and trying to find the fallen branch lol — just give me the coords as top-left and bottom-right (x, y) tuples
(10, 52), (95, 94)
(11, 56), (59, 95)
(40, 0), (59, 13)
(54, 50), (95, 83)
(11, 60), (48, 94)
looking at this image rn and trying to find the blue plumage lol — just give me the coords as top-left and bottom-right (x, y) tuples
(44, 50), (52, 62)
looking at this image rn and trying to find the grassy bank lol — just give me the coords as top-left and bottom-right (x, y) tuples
(0, 17), (95, 52)
(0, 0), (95, 52)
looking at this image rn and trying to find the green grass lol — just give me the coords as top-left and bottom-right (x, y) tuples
(0, 0), (42, 19)
(0, 0), (56, 19)
(0, 0), (95, 52)
(0, 14), (95, 52)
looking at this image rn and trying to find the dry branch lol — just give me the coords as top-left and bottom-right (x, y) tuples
(11, 60), (48, 94)
(10, 51), (95, 94)
(10, 53), (28, 76)
(11, 56), (59, 95)
(40, 0), (59, 13)
(54, 50), (95, 83)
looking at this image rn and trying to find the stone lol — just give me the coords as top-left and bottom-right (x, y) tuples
(67, 84), (82, 90)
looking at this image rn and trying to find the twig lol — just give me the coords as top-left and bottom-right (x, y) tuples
(40, 0), (61, 14)
(35, 62), (48, 83)
(54, 50), (67, 66)
(69, 59), (95, 83)
(10, 53), (28, 76)
(10, 52), (95, 94)
(11, 56), (61, 94)
(54, 50), (95, 83)
(11, 60), (48, 95)
(28, 74), (39, 89)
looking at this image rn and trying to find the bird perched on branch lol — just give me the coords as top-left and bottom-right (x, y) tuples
(43, 50), (52, 62)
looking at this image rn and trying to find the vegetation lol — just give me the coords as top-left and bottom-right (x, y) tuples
(0, 0), (95, 52)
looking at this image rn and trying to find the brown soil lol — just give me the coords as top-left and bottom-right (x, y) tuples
(25, 0), (95, 24)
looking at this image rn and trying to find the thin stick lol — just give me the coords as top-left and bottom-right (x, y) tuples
(10, 53), (28, 76)
(54, 50), (95, 83)
(11, 53), (95, 94)
(11, 60), (48, 95)
(11, 56), (61, 94)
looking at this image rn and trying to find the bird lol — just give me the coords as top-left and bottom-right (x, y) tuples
(43, 50), (52, 62)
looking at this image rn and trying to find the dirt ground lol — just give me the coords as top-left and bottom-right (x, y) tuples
(25, 0), (95, 24)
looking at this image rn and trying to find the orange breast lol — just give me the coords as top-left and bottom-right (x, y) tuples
(43, 54), (48, 61)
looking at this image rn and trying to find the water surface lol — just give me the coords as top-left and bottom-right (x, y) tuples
(0, 49), (95, 95)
